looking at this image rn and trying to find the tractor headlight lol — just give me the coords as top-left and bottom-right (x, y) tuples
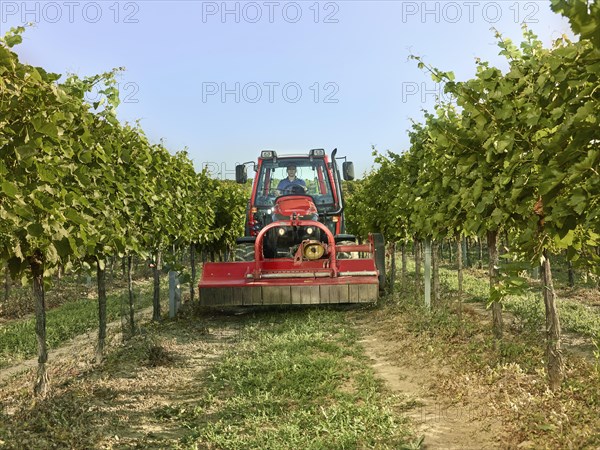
(277, 227), (286, 236)
(306, 226), (314, 235)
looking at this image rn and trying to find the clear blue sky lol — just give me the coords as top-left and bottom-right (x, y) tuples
(1, 1), (571, 178)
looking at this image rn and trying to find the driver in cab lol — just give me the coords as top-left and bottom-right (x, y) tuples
(276, 165), (307, 195)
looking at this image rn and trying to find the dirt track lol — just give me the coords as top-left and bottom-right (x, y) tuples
(351, 308), (502, 450)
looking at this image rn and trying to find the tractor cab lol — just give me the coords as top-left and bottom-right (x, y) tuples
(237, 149), (353, 238)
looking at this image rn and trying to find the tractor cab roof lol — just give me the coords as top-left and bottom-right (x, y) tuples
(258, 149), (328, 161)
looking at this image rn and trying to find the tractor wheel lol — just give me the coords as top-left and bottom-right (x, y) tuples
(234, 243), (255, 261)
(335, 235), (358, 259)
(372, 233), (386, 292)
(336, 240), (359, 259)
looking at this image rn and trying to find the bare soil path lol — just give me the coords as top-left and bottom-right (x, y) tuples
(350, 307), (503, 450)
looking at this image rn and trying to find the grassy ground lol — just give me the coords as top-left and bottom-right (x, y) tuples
(0, 306), (420, 449)
(0, 278), (161, 368)
(167, 308), (417, 449)
(403, 256), (600, 341)
(0, 264), (156, 320)
(380, 266), (600, 449)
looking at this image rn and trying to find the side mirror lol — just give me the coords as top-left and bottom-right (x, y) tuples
(235, 164), (247, 184)
(342, 161), (355, 181)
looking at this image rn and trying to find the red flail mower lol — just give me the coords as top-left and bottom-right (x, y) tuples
(199, 148), (385, 306)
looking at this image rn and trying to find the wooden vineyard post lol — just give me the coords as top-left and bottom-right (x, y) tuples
(424, 238), (431, 309)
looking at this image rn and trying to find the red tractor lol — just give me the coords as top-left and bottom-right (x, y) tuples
(198, 149), (385, 306)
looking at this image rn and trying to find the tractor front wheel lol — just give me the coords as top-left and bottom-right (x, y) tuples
(234, 243), (254, 261)
(234, 237), (256, 261)
(336, 240), (358, 259)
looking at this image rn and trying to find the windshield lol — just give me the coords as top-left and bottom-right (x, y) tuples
(255, 158), (335, 207)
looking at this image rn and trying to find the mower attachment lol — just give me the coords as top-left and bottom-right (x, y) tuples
(199, 220), (381, 307)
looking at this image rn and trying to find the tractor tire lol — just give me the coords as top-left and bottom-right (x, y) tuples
(335, 234), (358, 259)
(373, 233), (386, 292)
(235, 243), (255, 261)
(336, 240), (359, 259)
(334, 234), (357, 243)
